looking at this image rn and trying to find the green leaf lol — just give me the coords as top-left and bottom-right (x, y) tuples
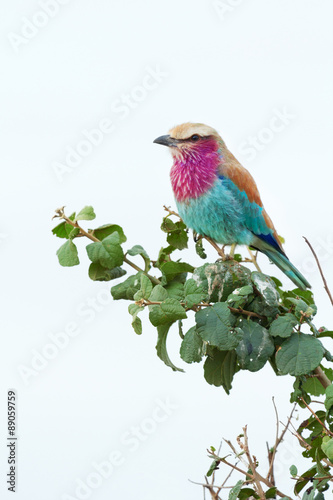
(294, 466), (317, 495)
(160, 218), (188, 250)
(251, 272), (280, 307)
(228, 480), (244, 500)
(68, 227), (80, 240)
(293, 288), (315, 305)
(128, 304), (144, 335)
(133, 274), (153, 301)
(204, 349), (238, 394)
(52, 220), (69, 238)
(265, 487), (277, 499)
(318, 330), (333, 340)
(88, 262), (126, 282)
(303, 376), (325, 397)
(75, 205), (96, 222)
(321, 436), (333, 460)
(180, 327), (204, 364)
(160, 217), (177, 233)
(149, 298), (187, 327)
(325, 385), (333, 412)
(206, 459), (219, 477)
(184, 279), (205, 308)
(238, 489), (259, 500)
(156, 323), (184, 372)
(164, 281), (185, 301)
(236, 319), (274, 372)
(276, 334), (324, 376)
(290, 464), (298, 477)
(167, 231), (188, 250)
(52, 212), (76, 238)
(227, 285), (253, 309)
(86, 232), (124, 268)
(269, 313), (298, 338)
(92, 224), (126, 243)
(149, 284), (168, 303)
(302, 490), (316, 500)
(195, 238), (207, 259)
(323, 367), (333, 381)
(160, 261), (194, 282)
(193, 261), (251, 302)
(56, 240), (80, 267)
(196, 303), (243, 351)
(286, 297), (317, 320)
(127, 245), (150, 270)
(111, 273), (142, 300)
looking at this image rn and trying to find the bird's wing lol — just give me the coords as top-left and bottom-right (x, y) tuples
(219, 156), (285, 254)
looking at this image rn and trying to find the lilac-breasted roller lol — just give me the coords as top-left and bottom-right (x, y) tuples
(154, 122), (310, 290)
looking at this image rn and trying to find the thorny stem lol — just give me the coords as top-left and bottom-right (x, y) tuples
(303, 236), (333, 307)
(53, 207), (161, 285)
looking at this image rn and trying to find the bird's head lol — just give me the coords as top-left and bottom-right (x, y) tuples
(153, 122), (223, 161)
(154, 123), (225, 201)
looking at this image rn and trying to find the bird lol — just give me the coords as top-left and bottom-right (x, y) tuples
(153, 122), (311, 290)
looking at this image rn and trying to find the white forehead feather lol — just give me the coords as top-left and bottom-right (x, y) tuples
(169, 122), (219, 140)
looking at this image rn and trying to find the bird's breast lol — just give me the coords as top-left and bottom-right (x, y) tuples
(176, 179), (250, 245)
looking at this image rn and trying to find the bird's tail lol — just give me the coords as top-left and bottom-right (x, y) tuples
(261, 247), (311, 290)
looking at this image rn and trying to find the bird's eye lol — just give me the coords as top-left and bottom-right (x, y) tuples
(190, 134), (200, 142)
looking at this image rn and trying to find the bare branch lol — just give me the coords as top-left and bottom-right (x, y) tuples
(303, 236), (333, 306)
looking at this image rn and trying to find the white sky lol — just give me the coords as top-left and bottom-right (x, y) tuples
(1, 1), (333, 499)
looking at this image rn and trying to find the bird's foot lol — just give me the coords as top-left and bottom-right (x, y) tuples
(193, 231), (203, 243)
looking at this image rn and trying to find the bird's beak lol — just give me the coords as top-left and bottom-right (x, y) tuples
(153, 134), (179, 148)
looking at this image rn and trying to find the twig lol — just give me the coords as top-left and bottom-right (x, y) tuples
(53, 207), (161, 285)
(242, 426), (266, 499)
(136, 298), (265, 320)
(247, 247), (262, 272)
(204, 236), (226, 260)
(266, 401), (297, 482)
(303, 236), (333, 306)
(300, 397), (333, 437)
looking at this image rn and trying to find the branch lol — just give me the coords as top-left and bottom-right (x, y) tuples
(314, 366), (331, 389)
(303, 236), (333, 306)
(300, 397), (333, 437)
(137, 298), (265, 319)
(266, 401), (297, 482)
(53, 207), (161, 285)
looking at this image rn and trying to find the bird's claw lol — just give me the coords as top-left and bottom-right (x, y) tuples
(193, 231), (203, 243)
